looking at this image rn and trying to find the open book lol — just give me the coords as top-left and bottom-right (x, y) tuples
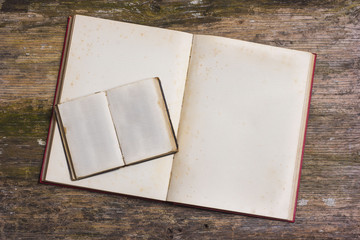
(40, 15), (316, 222)
(55, 78), (177, 180)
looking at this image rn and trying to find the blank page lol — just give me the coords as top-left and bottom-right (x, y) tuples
(106, 78), (177, 165)
(56, 92), (124, 179)
(45, 15), (193, 200)
(167, 35), (315, 220)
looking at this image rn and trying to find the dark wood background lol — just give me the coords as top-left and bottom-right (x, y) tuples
(1, 0), (359, 239)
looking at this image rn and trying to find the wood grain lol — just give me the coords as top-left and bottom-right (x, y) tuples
(0, 0), (359, 239)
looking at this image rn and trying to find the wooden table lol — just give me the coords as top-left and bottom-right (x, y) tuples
(1, 1), (359, 239)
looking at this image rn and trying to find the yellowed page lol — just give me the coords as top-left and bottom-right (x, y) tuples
(45, 15), (193, 200)
(167, 35), (314, 220)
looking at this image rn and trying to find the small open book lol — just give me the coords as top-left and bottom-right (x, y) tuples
(40, 15), (316, 222)
(55, 78), (177, 180)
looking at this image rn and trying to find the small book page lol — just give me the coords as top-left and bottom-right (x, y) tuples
(56, 92), (124, 180)
(106, 78), (177, 165)
(167, 35), (314, 220)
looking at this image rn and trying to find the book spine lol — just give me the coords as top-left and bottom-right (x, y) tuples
(291, 53), (317, 222)
(39, 17), (72, 182)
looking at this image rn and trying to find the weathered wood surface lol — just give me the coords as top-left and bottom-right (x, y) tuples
(0, 0), (359, 239)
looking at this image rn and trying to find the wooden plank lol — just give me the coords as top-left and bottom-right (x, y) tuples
(0, 0), (359, 239)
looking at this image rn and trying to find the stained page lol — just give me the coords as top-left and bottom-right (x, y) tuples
(44, 15), (193, 200)
(167, 35), (315, 220)
(56, 92), (124, 180)
(107, 78), (177, 165)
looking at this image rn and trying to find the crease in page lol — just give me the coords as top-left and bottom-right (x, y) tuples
(166, 33), (195, 201)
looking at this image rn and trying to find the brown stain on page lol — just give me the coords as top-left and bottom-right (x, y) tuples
(213, 48), (221, 56)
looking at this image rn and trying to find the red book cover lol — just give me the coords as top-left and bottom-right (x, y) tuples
(39, 16), (72, 183)
(291, 53), (317, 222)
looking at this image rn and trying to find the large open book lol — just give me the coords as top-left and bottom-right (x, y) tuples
(40, 15), (316, 222)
